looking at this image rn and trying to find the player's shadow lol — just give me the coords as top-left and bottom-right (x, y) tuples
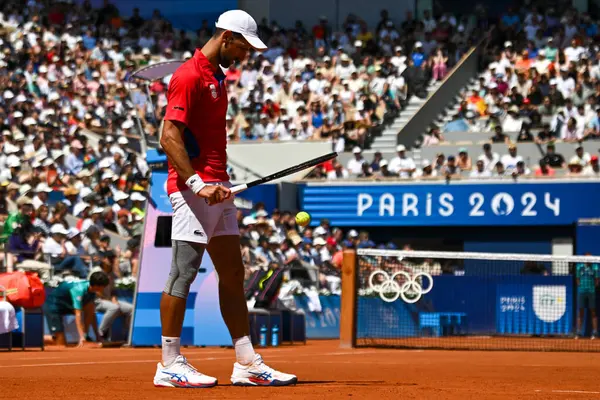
(298, 381), (417, 387)
(220, 380), (415, 387)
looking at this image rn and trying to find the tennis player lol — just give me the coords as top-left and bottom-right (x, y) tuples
(153, 10), (297, 388)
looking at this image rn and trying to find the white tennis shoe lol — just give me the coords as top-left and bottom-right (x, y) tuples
(153, 355), (217, 388)
(231, 353), (297, 386)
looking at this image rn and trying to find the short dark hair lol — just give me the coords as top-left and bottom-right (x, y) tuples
(89, 271), (109, 287)
(213, 28), (245, 40)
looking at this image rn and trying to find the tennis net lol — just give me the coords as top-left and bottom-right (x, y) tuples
(351, 249), (600, 352)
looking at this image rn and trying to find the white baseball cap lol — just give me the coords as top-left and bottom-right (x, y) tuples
(35, 183), (52, 193)
(51, 224), (69, 235)
(131, 192), (146, 202)
(114, 191), (129, 202)
(215, 10), (267, 50)
(67, 227), (81, 239)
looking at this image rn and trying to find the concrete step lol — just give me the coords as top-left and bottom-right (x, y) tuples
(372, 137), (398, 145)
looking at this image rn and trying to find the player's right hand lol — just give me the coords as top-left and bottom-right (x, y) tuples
(197, 185), (231, 205)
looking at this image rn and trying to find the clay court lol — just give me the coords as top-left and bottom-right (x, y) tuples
(3, 340), (600, 399)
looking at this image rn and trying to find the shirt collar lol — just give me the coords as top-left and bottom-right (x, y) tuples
(193, 49), (227, 80)
(194, 49), (217, 73)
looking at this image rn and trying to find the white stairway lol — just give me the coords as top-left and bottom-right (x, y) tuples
(370, 81), (442, 152)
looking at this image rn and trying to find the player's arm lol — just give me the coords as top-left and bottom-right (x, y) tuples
(161, 120), (231, 204)
(73, 308), (86, 347)
(160, 120), (197, 181)
(161, 74), (230, 204)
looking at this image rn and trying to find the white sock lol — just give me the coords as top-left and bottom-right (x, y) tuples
(161, 336), (181, 366)
(233, 336), (255, 365)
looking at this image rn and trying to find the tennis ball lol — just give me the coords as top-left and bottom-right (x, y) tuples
(295, 211), (311, 227)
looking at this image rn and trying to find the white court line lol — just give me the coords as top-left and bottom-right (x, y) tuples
(0, 350), (386, 369)
(2, 349), (231, 361)
(535, 390), (600, 395)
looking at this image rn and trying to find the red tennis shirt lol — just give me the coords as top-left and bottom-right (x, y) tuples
(164, 49), (229, 195)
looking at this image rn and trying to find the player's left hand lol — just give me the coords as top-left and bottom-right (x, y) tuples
(204, 185), (232, 206)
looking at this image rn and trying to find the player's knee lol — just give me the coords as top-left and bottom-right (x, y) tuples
(164, 241), (204, 299)
(218, 262), (245, 288)
(104, 302), (119, 312)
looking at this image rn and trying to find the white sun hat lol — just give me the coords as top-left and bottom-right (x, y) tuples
(215, 10), (267, 50)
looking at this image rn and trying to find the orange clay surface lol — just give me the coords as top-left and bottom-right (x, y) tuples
(2, 340), (600, 399)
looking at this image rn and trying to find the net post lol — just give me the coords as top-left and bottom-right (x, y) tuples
(340, 249), (357, 348)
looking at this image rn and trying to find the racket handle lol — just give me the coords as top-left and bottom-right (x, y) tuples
(230, 183), (248, 195)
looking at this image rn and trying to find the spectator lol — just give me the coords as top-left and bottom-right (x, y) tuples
(561, 117), (584, 142)
(431, 47), (448, 81)
(535, 124), (555, 144)
(491, 126), (509, 144)
(513, 161), (531, 176)
(346, 147), (366, 175)
(500, 144), (523, 172)
(583, 156), (600, 176)
(542, 144), (566, 168)
(573, 145), (591, 167)
(493, 161), (507, 177)
(1, 196), (35, 244)
(534, 159), (556, 177)
(478, 143), (500, 172)
(414, 159), (437, 178)
(43, 224), (89, 278)
(388, 145), (416, 178)
(440, 155), (460, 177)
(370, 152), (385, 172)
(375, 160), (397, 178)
(357, 162), (374, 178)
(456, 148), (472, 171)
(567, 157), (583, 176)
(470, 160), (492, 178)
(422, 126), (445, 146)
(327, 161), (349, 180)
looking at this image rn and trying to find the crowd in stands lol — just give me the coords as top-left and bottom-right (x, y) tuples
(306, 2), (600, 180)
(429, 2), (600, 179)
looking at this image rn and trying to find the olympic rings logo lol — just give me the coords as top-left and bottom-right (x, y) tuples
(368, 270), (434, 303)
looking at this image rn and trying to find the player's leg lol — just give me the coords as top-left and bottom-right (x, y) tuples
(590, 292), (597, 339)
(154, 191), (219, 388)
(155, 240), (217, 388)
(208, 202), (297, 387)
(95, 298), (119, 341)
(576, 292), (585, 338)
(44, 308), (66, 346)
(82, 301), (95, 338)
(207, 235), (251, 339)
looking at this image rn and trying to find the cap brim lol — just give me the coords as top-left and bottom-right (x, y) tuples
(242, 33), (267, 50)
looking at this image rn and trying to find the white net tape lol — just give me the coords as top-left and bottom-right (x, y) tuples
(357, 249), (600, 264)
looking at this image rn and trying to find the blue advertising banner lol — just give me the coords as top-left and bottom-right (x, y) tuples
(356, 275), (573, 339)
(496, 282), (572, 335)
(299, 182), (600, 226)
(293, 295), (341, 339)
